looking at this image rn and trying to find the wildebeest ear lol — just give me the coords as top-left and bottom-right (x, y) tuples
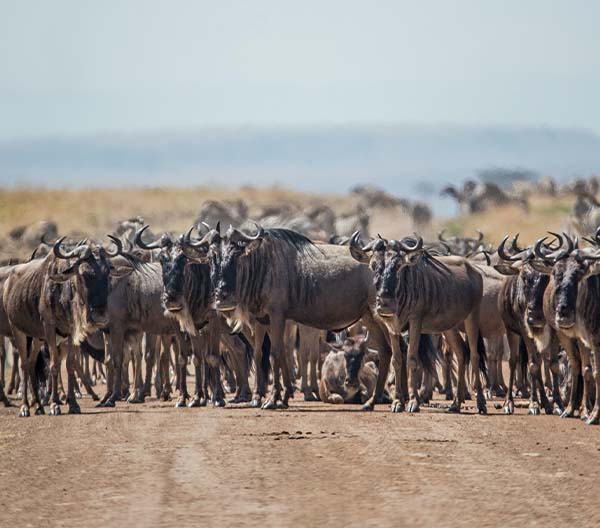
(48, 264), (78, 283)
(243, 239), (263, 256)
(527, 261), (552, 275)
(583, 260), (600, 278)
(403, 250), (424, 266)
(109, 264), (135, 278)
(493, 263), (521, 276)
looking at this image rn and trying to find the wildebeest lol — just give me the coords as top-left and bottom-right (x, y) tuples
(493, 235), (560, 415)
(349, 233), (487, 414)
(186, 224), (395, 411)
(2, 236), (132, 416)
(532, 233), (600, 424)
(319, 334), (382, 404)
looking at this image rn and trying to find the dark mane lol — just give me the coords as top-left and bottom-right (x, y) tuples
(264, 228), (318, 254)
(237, 228), (320, 312)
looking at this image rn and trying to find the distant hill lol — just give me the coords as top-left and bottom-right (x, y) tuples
(1, 124), (599, 213)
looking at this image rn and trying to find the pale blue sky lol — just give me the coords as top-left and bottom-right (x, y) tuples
(1, 1), (599, 139)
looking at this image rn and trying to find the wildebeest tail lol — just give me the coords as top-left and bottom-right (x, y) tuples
(518, 337), (528, 381)
(477, 333), (488, 384)
(261, 333), (272, 377)
(417, 334), (437, 376)
(80, 338), (106, 363)
(35, 343), (49, 389)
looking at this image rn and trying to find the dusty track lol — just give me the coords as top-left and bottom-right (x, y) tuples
(1, 394), (598, 528)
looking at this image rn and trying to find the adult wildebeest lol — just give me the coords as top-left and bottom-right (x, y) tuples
(493, 235), (561, 415)
(349, 233), (487, 414)
(2, 237), (131, 416)
(186, 224), (395, 411)
(532, 233), (600, 424)
(134, 225), (252, 405)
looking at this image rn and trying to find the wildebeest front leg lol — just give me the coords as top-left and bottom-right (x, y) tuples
(251, 325), (268, 408)
(44, 325), (63, 416)
(390, 333), (406, 413)
(503, 331), (519, 414)
(578, 343), (595, 420)
(13, 332), (30, 416)
(262, 316), (294, 410)
(6, 345), (20, 395)
(65, 343), (81, 414)
(444, 330), (466, 413)
(524, 337), (552, 415)
(175, 336), (190, 408)
(559, 336), (582, 418)
(464, 316), (486, 415)
(106, 327), (125, 407)
(585, 341), (600, 425)
(361, 318), (392, 411)
(406, 321), (423, 413)
(547, 332), (563, 414)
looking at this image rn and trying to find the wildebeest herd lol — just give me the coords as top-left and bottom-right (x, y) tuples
(2, 213), (600, 427)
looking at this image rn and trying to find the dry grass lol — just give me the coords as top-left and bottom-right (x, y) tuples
(438, 195), (575, 246)
(0, 186), (576, 259)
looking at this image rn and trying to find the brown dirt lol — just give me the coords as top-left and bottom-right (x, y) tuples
(0, 392), (598, 528)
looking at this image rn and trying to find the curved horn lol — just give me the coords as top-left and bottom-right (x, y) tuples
(134, 225), (162, 250)
(398, 235), (423, 252)
(183, 225), (209, 249)
(476, 230), (484, 243)
(53, 236), (81, 260)
(246, 223), (264, 241)
(497, 236), (520, 262)
(105, 235), (123, 257)
(533, 237), (551, 260)
(349, 231), (371, 263)
(563, 232), (574, 255)
(511, 233), (523, 253)
(438, 229), (448, 243)
(547, 231), (564, 250)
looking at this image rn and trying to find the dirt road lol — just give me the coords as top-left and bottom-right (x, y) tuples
(1, 395), (598, 528)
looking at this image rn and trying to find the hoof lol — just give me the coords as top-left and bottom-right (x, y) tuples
(303, 392), (318, 402)
(261, 399), (276, 410)
(19, 407), (30, 417)
(477, 406), (487, 415)
(544, 405), (554, 416)
(527, 407), (540, 416)
(361, 401), (374, 411)
(32, 404), (45, 415)
(91, 394), (101, 402)
(213, 399), (226, 408)
(188, 398), (201, 408)
(103, 400), (116, 408)
(275, 400), (288, 410)
(68, 405), (81, 415)
(560, 409), (574, 419)
(390, 400), (405, 413)
(447, 402), (461, 413)
(407, 400), (420, 413)
(586, 414), (600, 425)
(175, 399), (187, 408)
(250, 398), (262, 408)
(49, 404), (61, 416)
(504, 401), (514, 415)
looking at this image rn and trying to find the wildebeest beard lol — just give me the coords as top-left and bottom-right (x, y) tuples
(220, 228), (322, 314)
